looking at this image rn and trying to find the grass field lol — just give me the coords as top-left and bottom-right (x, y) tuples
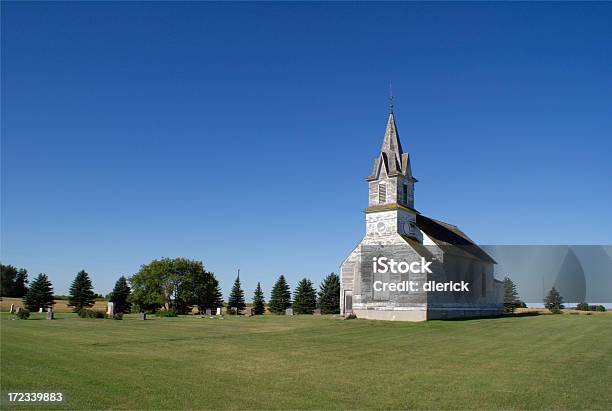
(1, 313), (611, 410)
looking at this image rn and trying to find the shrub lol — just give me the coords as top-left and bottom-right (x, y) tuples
(345, 313), (357, 320)
(576, 302), (589, 311)
(112, 313), (124, 320)
(158, 309), (178, 317)
(16, 309), (30, 319)
(78, 308), (105, 319)
(576, 303), (606, 312)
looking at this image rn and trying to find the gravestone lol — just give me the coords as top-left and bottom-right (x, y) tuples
(313, 309), (321, 316)
(9, 304), (14, 314)
(205, 309), (212, 316)
(285, 308), (293, 316)
(46, 309), (54, 320)
(139, 312), (146, 321)
(107, 302), (115, 317)
(39, 308), (43, 313)
(231, 307), (238, 316)
(216, 307), (222, 316)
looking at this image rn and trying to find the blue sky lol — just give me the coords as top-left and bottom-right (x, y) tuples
(2, 2), (611, 297)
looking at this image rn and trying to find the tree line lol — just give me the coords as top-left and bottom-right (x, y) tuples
(6, 262), (603, 316)
(128, 257), (340, 315)
(1, 264), (29, 298)
(2, 258), (341, 315)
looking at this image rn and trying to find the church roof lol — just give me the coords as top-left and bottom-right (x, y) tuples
(415, 215), (497, 264)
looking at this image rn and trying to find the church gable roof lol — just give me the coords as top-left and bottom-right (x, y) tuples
(416, 215), (497, 264)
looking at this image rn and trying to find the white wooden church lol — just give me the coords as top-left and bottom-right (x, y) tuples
(340, 101), (503, 321)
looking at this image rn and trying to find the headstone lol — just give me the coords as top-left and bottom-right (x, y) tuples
(39, 308), (43, 313)
(285, 308), (293, 316)
(313, 309), (321, 316)
(205, 309), (212, 316)
(139, 312), (146, 321)
(46, 309), (54, 320)
(216, 307), (222, 316)
(9, 304), (14, 314)
(107, 302), (115, 317)
(231, 307), (238, 316)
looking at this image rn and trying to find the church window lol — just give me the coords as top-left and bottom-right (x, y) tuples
(402, 184), (408, 205)
(378, 184), (386, 204)
(481, 272), (487, 297)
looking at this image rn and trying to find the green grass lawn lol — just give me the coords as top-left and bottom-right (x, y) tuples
(1, 313), (611, 410)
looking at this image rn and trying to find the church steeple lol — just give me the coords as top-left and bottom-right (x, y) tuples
(363, 97), (421, 242)
(367, 98), (414, 182)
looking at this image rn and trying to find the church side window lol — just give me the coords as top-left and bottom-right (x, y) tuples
(378, 184), (386, 204)
(481, 272), (487, 297)
(402, 184), (408, 205)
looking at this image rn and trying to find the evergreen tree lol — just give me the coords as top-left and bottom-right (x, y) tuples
(252, 282), (266, 315)
(109, 276), (132, 314)
(191, 270), (223, 314)
(502, 276), (520, 314)
(23, 273), (54, 311)
(318, 272), (340, 314)
(544, 287), (565, 314)
(68, 270), (96, 312)
(227, 273), (246, 314)
(293, 278), (317, 314)
(269, 275), (291, 314)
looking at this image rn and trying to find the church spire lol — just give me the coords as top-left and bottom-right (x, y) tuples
(380, 105), (403, 170)
(367, 94), (414, 181)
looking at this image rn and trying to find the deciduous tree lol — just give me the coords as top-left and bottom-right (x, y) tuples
(130, 258), (221, 314)
(1, 264), (29, 297)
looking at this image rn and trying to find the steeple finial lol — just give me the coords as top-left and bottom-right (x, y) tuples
(389, 81), (393, 113)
